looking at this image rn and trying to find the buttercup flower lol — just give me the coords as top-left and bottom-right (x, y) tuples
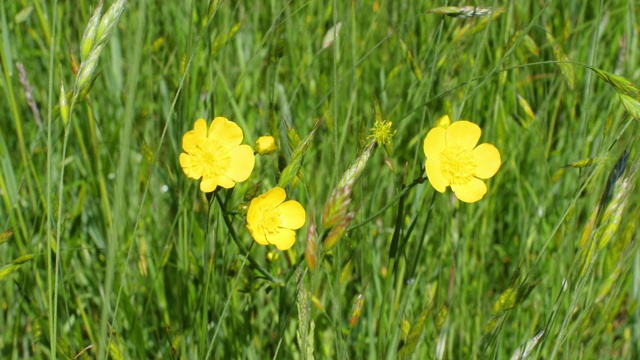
(246, 187), (306, 250)
(255, 135), (276, 155)
(423, 119), (501, 203)
(180, 117), (255, 193)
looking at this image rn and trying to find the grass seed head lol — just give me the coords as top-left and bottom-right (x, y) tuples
(80, 1), (103, 61)
(96, 0), (126, 47)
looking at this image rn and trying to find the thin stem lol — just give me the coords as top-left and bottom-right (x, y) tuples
(45, 0), (58, 358)
(214, 192), (282, 285)
(407, 191), (437, 282)
(199, 196), (216, 352)
(205, 241), (254, 360)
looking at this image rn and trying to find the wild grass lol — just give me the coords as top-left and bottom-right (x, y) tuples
(1, 0), (640, 359)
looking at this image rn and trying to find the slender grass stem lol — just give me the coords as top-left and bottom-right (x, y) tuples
(214, 192), (282, 285)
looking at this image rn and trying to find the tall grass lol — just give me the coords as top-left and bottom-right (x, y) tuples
(1, 0), (639, 358)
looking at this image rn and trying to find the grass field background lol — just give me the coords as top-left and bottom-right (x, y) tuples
(1, 0), (640, 358)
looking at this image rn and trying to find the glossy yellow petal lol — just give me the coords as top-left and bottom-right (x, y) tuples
(472, 143), (501, 179)
(423, 126), (446, 159)
(225, 144), (255, 182)
(182, 131), (201, 154)
(446, 121), (481, 150)
(200, 177), (218, 193)
(267, 228), (297, 250)
(425, 159), (449, 192)
(246, 199), (261, 225)
(247, 222), (269, 245)
(209, 117), (243, 146)
(260, 187), (287, 207)
(179, 153), (202, 179)
(214, 175), (235, 189)
(451, 178), (487, 203)
(277, 200), (306, 230)
(193, 118), (208, 138)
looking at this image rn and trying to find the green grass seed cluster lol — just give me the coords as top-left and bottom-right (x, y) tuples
(1, 1), (640, 359)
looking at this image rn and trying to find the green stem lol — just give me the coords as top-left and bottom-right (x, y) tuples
(214, 192), (282, 286)
(45, 1), (59, 358)
(199, 197), (215, 351)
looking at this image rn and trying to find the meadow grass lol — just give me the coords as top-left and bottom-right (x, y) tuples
(1, 0), (640, 358)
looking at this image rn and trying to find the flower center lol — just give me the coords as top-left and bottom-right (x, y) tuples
(194, 138), (231, 177)
(257, 204), (282, 234)
(439, 145), (477, 185)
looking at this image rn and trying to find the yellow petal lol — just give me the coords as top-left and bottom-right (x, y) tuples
(247, 223), (269, 245)
(179, 153), (202, 179)
(209, 117), (243, 146)
(267, 228), (297, 250)
(451, 178), (487, 203)
(200, 177), (218, 193)
(193, 118), (208, 137)
(182, 130), (201, 154)
(277, 200), (306, 230)
(423, 126), (446, 159)
(225, 145), (255, 182)
(247, 199), (260, 224)
(425, 159), (448, 192)
(472, 143), (501, 179)
(214, 175), (235, 189)
(446, 121), (481, 150)
(261, 187), (287, 207)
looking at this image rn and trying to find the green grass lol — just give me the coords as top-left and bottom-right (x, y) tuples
(1, 0), (640, 358)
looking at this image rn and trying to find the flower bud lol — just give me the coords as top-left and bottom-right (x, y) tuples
(255, 135), (276, 155)
(436, 114), (451, 128)
(59, 81), (69, 126)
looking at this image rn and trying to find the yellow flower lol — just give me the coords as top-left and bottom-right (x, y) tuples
(246, 187), (306, 250)
(254, 135), (276, 155)
(368, 119), (396, 147)
(423, 120), (501, 203)
(180, 117), (255, 193)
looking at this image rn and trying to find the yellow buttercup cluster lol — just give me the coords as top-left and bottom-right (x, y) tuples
(180, 112), (501, 254)
(180, 117), (306, 250)
(423, 116), (501, 203)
